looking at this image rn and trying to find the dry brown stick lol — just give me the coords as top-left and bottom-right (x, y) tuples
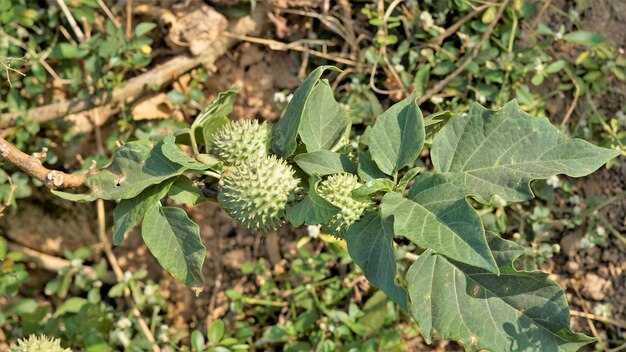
(56, 0), (85, 41)
(569, 310), (626, 330)
(0, 136), (86, 189)
(96, 199), (161, 351)
(0, 10), (264, 129)
(416, 0), (510, 106)
(561, 68), (580, 127)
(432, 3), (491, 45)
(6, 241), (114, 283)
(222, 32), (363, 67)
(572, 285), (607, 350)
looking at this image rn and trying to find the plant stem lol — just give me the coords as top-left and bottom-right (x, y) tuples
(189, 128), (200, 158)
(204, 170), (222, 179)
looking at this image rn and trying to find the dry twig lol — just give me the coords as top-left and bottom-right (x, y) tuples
(222, 32), (362, 67)
(0, 137), (86, 189)
(569, 310), (626, 330)
(6, 241), (114, 283)
(55, 0), (85, 41)
(0, 9), (265, 128)
(432, 3), (491, 45)
(416, 0), (510, 106)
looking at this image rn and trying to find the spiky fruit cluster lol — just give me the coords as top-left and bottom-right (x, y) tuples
(212, 120), (269, 166)
(317, 173), (372, 237)
(10, 335), (71, 352)
(218, 155), (299, 231)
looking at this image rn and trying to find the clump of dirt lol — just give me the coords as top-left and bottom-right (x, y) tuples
(549, 161), (626, 347)
(204, 43), (301, 122)
(0, 192), (99, 256)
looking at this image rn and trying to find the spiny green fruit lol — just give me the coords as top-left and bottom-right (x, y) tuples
(218, 155), (299, 231)
(318, 173), (372, 237)
(212, 119), (269, 166)
(9, 334), (71, 352)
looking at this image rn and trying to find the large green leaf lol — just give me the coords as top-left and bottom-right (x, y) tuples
(357, 150), (387, 182)
(54, 141), (186, 202)
(112, 179), (175, 245)
(381, 190), (497, 274)
(270, 66), (341, 157)
(294, 150), (357, 176)
(286, 175), (340, 226)
(202, 115), (230, 146)
(167, 176), (208, 206)
(431, 100), (619, 202)
(368, 92), (425, 175)
(142, 206), (206, 288)
(407, 233), (595, 352)
(345, 212), (408, 311)
(191, 88), (238, 130)
(299, 79), (350, 152)
(162, 135), (210, 170)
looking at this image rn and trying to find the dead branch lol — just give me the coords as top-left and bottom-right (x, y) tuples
(0, 7), (265, 128)
(0, 136), (87, 189)
(6, 241), (115, 284)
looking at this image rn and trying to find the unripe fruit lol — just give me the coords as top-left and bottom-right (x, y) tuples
(212, 120), (269, 166)
(9, 335), (71, 352)
(218, 155), (299, 231)
(317, 173), (372, 237)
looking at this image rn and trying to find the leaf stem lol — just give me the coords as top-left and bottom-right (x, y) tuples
(189, 128), (200, 158)
(204, 170), (222, 179)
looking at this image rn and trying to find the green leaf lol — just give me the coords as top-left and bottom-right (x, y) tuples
(346, 212), (408, 311)
(407, 233), (595, 352)
(369, 91), (425, 175)
(562, 31), (605, 47)
(286, 175), (340, 226)
(54, 141), (187, 202)
(381, 188), (498, 273)
(270, 66), (341, 157)
(545, 60), (566, 74)
(135, 22), (157, 37)
(191, 330), (205, 352)
(142, 206), (206, 288)
(168, 90), (186, 105)
(112, 179), (175, 245)
(481, 6), (497, 23)
(294, 150), (357, 176)
(161, 135), (210, 170)
(357, 291), (391, 335)
(298, 80), (351, 152)
(431, 100), (619, 202)
(53, 297), (87, 317)
(396, 167), (421, 192)
(208, 320), (225, 344)
(352, 178), (395, 196)
(357, 150), (387, 182)
(424, 110), (452, 141)
(202, 115), (230, 146)
(191, 88), (239, 130)
(168, 176), (208, 205)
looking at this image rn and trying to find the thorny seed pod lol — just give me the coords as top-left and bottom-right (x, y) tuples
(9, 334), (71, 352)
(317, 173), (372, 237)
(218, 155), (299, 231)
(212, 120), (269, 166)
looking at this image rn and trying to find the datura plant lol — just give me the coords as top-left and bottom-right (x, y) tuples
(54, 66), (619, 351)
